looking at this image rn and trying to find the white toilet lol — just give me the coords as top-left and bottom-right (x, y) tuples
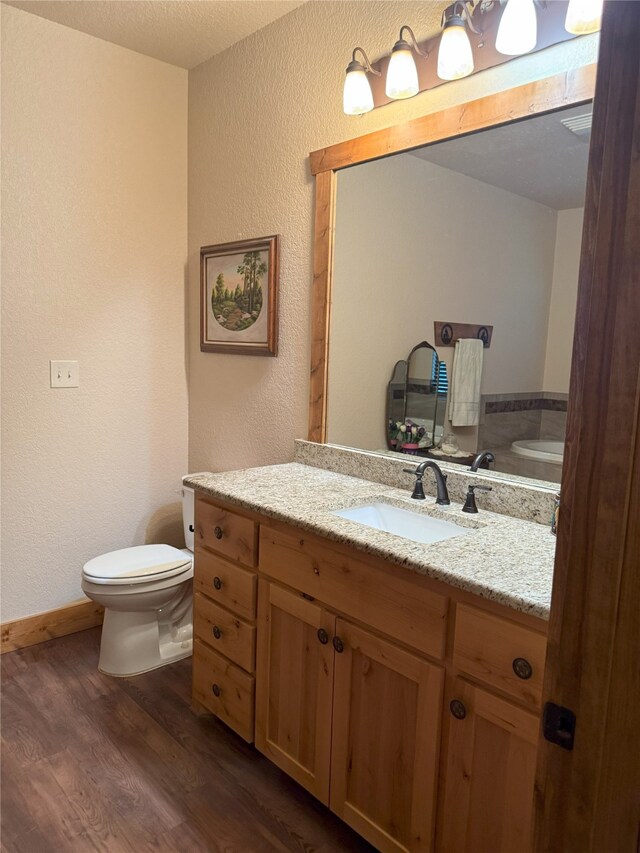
(81, 481), (195, 677)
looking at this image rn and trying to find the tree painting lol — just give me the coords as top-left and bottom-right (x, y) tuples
(215, 273), (225, 301)
(210, 250), (267, 332)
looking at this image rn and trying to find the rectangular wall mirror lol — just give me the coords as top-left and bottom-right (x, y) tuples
(316, 83), (594, 488)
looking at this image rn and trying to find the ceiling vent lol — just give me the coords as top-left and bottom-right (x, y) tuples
(560, 112), (592, 140)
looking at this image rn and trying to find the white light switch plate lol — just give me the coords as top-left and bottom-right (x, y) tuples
(50, 360), (79, 388)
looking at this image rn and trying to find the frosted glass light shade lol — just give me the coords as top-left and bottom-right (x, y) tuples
(343, 66), (374, 115)
(565, 0), (603, 34)
(496, 0), (537, 56)
(385, 48), (419, 99)
(437, 21), (474, 81)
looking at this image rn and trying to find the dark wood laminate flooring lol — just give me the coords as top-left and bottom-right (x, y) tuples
(1, 628), (375, 853)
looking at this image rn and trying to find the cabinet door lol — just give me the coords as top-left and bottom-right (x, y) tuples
(255, 580), (335, 803)
(330, 619), (444, 853)
(440, 679), (539, 853)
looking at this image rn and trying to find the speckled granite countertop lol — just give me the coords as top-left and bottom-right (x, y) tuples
(185, 463), (556, 620)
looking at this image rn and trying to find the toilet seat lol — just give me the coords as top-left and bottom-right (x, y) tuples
(82, 544), (192, 586)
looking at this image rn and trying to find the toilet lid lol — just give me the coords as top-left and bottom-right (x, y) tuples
(82, 544), (192, 585)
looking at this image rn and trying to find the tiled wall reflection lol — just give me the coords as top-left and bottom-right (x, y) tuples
(479, 392), (568, 449)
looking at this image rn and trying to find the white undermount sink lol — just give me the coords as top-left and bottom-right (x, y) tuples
(331, 502), (471, 545)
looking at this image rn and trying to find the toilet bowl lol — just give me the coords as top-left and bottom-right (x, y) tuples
(81, 481), (196, 677)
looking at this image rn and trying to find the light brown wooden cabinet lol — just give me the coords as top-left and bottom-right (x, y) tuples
(191, 494), (258, 742)
(256, 578), (444, 852)
(192, 492), (548, 853)
(439, 679), (539, 853)
(330, 618), (444, 852)
(254, 580), (335, 802)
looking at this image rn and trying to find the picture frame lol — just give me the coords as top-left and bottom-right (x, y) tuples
(200, 235), (279, 356)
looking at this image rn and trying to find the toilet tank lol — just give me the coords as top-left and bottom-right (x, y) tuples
(181, 479), (195, 552)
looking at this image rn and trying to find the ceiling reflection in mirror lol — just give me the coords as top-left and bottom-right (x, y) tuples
(326, 102), (592, 486)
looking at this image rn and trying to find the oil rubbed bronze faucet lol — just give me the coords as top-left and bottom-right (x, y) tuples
(470, 449), (495, 472)
(462, 484), (492, 513)
(403, 460), (451, 505)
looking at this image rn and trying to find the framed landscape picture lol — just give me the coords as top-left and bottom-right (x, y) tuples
(200, 235), (279, 356)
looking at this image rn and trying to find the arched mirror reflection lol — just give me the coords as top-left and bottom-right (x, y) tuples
(386, 341), (448, 454)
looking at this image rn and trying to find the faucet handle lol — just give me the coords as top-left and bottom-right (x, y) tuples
(462, 484), (492, 514)
(403, 467), (426, 500)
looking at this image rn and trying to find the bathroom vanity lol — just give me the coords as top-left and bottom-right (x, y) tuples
(186, 458), (554, 853)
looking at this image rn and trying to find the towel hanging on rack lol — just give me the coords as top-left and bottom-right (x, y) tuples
(446, 338), (484, 427)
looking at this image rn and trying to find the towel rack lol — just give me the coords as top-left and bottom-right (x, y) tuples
(434, 322), (493, 349)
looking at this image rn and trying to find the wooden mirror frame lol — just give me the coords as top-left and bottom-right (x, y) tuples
(307, 64), (597, 444)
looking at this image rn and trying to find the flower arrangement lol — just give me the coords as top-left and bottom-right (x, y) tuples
(388, 419), (427, 452)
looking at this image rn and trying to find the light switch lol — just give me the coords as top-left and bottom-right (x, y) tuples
(50, 360), (79, 388)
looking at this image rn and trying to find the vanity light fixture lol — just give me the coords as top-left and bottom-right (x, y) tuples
(343, 47), (380, 115)
(385, 26), (427, 100)
(342, 0), (602, 115)
(564, 0), (603, 35)
(496, 0), (538, 55)
(437, 3), (476, 81)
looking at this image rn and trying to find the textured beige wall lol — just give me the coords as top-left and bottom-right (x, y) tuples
(327, 153), (557, 452)
(188, 0), (598, 474)
(1, 5), (189, 621)
(544, 207), (584, 393)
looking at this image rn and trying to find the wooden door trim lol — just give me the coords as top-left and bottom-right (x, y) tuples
(307, 65), (597, 442)
(534, 3), (640, 850)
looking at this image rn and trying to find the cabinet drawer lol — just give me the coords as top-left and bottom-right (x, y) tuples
(192, 639), (254, 742)
(194, 547), (257, 621)
(194, 592), (256, 672)
(259, 527), (447, 660)
(453, 604), (546, 707)
(195, 495), (257, 568)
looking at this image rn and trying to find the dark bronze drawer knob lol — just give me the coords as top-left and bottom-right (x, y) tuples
(213, 576), (222, 591)
(214, 526), (223, 540)
(513, 657), (533, 680)
(317, 628), (329, 645)
(212, 625), (222, 640)
(450, 699), (467, 720)
(333, 636), (344, 654)
(212, 683), (221, 698)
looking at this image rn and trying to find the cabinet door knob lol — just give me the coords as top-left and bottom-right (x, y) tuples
(513, 657), (533, 680)
(317, 628), (329, 645)
(212, 683), (221, 697)
(212, 625), (222, 640)
(333, 636), (344, 654)
(213, 576), (222, 591)
(450, 699), (467, 720)
(214, 526), (224, 540)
